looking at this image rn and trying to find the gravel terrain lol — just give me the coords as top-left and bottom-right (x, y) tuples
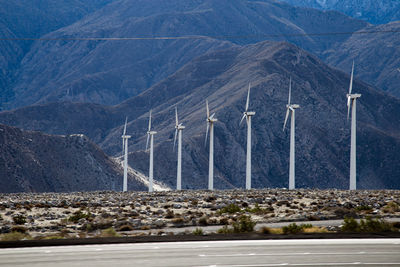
(0, 189), (399, 239)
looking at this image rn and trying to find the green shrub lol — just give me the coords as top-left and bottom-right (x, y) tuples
(341, 217), (359, 232)
(10, 226), (27, 233)
(217, 225), (234, 234)
(341, 217), (395, 233)
(100, 227), (119, 237)
(198, 216), (208, 226)
(68, 210), (91, 223)
(232, 215), (256, 233)
(192, 228), (204, 235)
(355, 205), (373, 212)
(218, 204), (242, 214)
(282, 223), (313, 234)
(260, 226), (271, 234)
(12, 214), (26, 225)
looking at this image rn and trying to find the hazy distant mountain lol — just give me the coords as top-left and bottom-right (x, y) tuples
(4, 0), (367, 109)
(324, 21), (400, 97)
(0, 0), (114, 109)
(0, 123), (147, 193)
(2, 41), (400, 190)
(280, 0), (400, 24)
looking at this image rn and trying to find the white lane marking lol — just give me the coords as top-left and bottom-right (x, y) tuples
(197, 251), (399, 257)
(95, 248), (102, 251)
(44, 250), (52, 253)
(193, 263), (400, 267)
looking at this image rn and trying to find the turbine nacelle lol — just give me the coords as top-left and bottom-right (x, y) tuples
(147, 131), (157, 135)
(244, 111), (256, 116)
(347, 93), (362, 100)
(286, 104), (300, 110)
(122, 135), (131, 139)
(175, 123), (185, 130)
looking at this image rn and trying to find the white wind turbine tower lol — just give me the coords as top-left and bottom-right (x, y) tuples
(174, 107), (185, 190)
(205, 100), (218, 190)
(346, 61), (361, 190)
(146, 110), (157, 192)
(283, 77), (299, 190)
(121, 117), (131, 192)
(240, 83), (255, 190)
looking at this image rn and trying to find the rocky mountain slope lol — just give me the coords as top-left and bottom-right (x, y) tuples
(2, 41), (400, 190)
(3, 0), (367, 109)
(280, 0), (400, 24)
(0, 0), (114, 108)
(0, 124), (147, 193)
(324, 22), (400, 97)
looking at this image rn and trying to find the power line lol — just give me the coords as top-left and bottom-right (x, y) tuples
(0, 29), (399, 41)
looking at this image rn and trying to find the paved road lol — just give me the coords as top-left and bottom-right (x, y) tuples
(1, 239), (399, 267)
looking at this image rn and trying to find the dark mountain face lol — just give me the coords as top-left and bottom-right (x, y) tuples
(280, 0), (400, 24)
(324, 22), (400, 98)
(4, 0), (367, 109)
(2, 41), (400, 190)
(0, 124), (147, 193)
(0, 0), (114, 109)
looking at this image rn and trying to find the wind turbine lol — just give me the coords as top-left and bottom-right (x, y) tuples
(146, 110), (157, 192)
(205, 100), (218, 190)
(283, 77), (299, 190)
(240, 83), (255, 190)
(346, 61), (361, 190)
(174, 107), (185, 190)
(121, 117), (131, 192)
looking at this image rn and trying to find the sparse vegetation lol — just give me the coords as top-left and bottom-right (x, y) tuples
(260, 226), (271, 234)
(1, 232), (30, 241)
(199, 216), (209, 226)
(282, 223), (312, 234)
(218, 203), (242, 214)
(382, 201), (399, 213)
(68, 210), (91, 223)
(192, 228), (204, 235)
(12, 214), (26, 225)
(232, 215), (256, 233)
(341, 217), (396, 233)
(100, 227), (120, 237)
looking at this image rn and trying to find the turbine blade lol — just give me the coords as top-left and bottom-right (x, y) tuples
(245, 83), (251, 112)
(348, 61), (354, 95)
(122, 138), (125, 154)
(283, 108), (290, 131)
(148, 110), (152, 131)
(146, 134), (150, 151)
(347, 96), (351, 121)
(206, 100), (210, 119)
(210, 113), (215, 120)
(288, 77), (292, 105)
(123, 116), (127, 136)
(240, 113), (246, 125)
(173, 129), (178, 151)
(205, 123), (209, 146)
(175, 106), (179, 127)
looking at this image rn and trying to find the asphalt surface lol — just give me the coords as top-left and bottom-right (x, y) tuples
(0, 239), (399, 267)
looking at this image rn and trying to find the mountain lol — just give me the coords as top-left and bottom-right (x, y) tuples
(0, 0), (114, 109)
(323, 21), (400, 98)
(2, 41), (400, 190)
(3, 0), (367, 109)
(280, 0), (400, 24)
(0, 123), (147, 193)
